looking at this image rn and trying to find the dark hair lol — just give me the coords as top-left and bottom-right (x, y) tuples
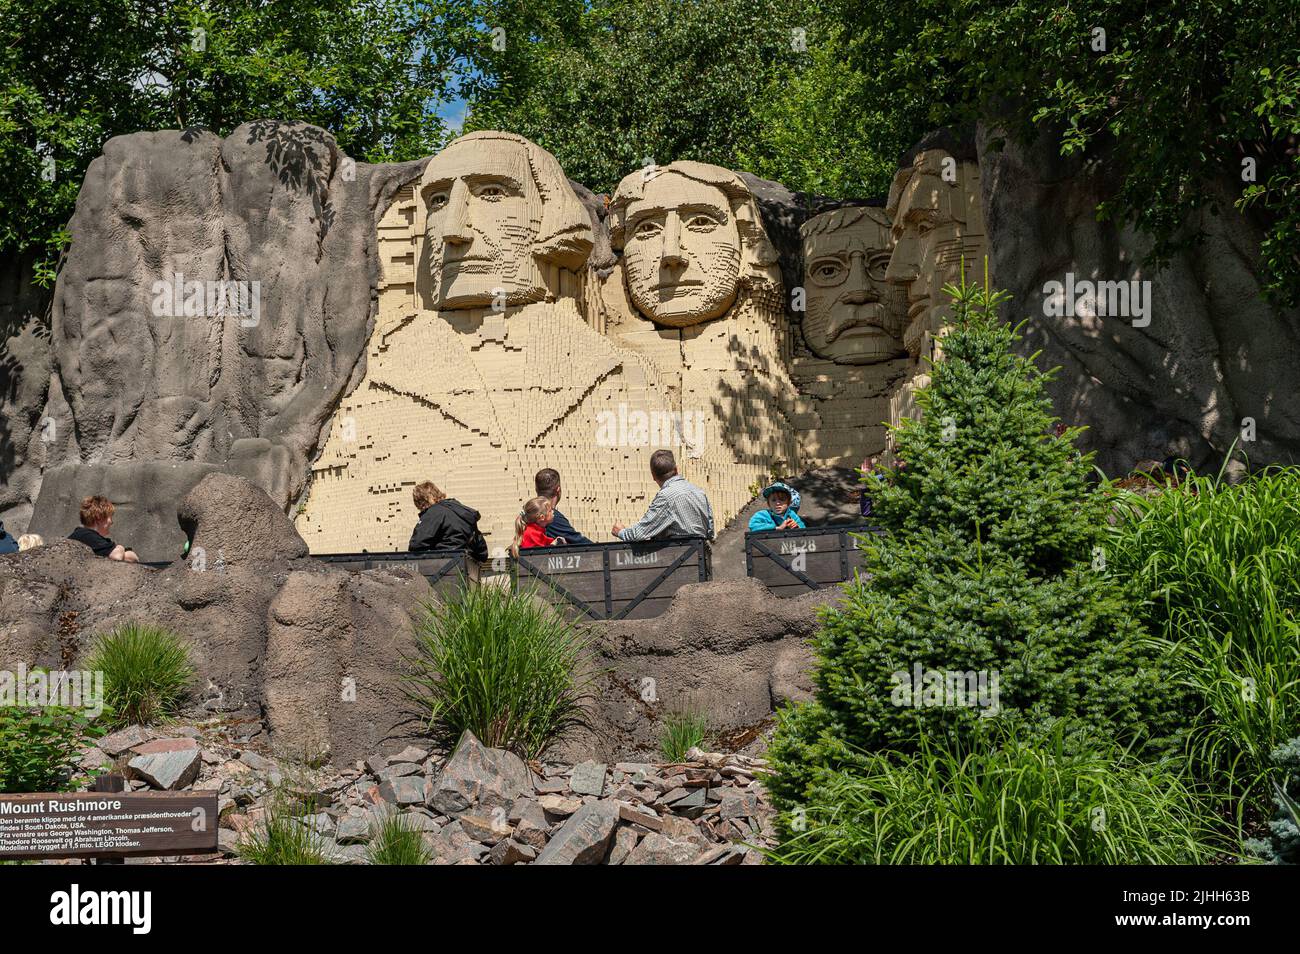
(535, 468), (561, 499)
(650, 449), (677, 481)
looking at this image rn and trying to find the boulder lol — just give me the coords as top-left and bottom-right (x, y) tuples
(126, 738), (202, 790)
(261, 562), (432, 765)
(623, 832), (701, 866)
(425, 732), (532, 817)
(177, 472), (308, 565)
(569, 761), (607, 797)
(563, 578), (829, 760)
(532, 801), (620, 865)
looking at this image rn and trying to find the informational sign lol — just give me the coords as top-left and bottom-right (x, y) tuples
(0, 792), (217, 860)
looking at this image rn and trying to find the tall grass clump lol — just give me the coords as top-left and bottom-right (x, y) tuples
(366, 810), (433, 865)
(768, 725), (1216, 865)
(236, 791), (334, 865)
(660, 710), (710, 762)
(1107, 465), (1300, 808)
(407, 583), (591, 759)
(84, 623), (194, 727)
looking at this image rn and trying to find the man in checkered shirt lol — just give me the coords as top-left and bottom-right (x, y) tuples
(612, 449), (714, 542)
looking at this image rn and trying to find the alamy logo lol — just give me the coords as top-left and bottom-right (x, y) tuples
(1042, 272), (1151, 328)
(0, 664), (103, 718)
(890, 663), (1000, 715)
(595, 403), (706, 455)
(49, 884), (151, 934)
(150, 271), (261, 327)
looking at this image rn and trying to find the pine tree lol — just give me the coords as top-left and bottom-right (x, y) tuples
(765, 273), (1180, 814)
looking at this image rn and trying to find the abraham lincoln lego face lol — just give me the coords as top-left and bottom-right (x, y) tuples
(421, 138), (544, 308)
(619, 171), (742, 327)
(884, 148), (986, 351)
(802, 208), (907, 363)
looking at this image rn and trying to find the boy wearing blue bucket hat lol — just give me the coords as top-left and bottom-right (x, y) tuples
(748, 481), (806, 532)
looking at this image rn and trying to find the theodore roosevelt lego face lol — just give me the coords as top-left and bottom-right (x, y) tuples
(801, 208), (907, 363)
(421, 137), (543, 308)
(620, 171), (742, 327)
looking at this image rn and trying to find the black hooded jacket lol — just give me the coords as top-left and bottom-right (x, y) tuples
(408, 499), (488, 562)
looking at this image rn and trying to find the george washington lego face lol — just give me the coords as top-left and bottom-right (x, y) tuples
(620, 171), (742, 327)
(421, 138), (544, 308)
(802, 209), (907, 363)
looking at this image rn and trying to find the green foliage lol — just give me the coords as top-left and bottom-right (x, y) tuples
(0, 706), (105, 793)
(463, 0), (829, 194)
(84, 623), (195, 727)
(1106, 467), (1300, 811)
(1245, 737), (1300, 864)
(736, 22), (915, 197)
(827, 0), (1300, 303)
(407, 584), (592, 759)
(765, 275), (1178, 815)
(0, 0), (475, 278)
(659, 710), (709, 762)
(366, 809), (433, 866)
(767, 725), (1216, 865)
(236, 790), (334, 865)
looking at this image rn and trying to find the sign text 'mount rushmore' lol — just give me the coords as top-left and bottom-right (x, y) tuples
(294, 132), (987, 552)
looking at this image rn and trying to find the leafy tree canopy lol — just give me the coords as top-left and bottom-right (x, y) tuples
(0, 0), (477, 282)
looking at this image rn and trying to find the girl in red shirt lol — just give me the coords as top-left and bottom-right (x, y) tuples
(512, 496), (566, 557)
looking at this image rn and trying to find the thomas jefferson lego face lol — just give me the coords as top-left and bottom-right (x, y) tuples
(884, 149), (984, 348)
(621, 172), (741, 327)
(421, 138), (542, 308)
(802, 211), (906, 363)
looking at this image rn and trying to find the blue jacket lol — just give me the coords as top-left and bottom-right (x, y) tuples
(748, 508), (806, 532)
(546, 508), (593, 545)
(0, 522), (18, 555)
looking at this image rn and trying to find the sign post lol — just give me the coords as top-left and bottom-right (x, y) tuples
(0, 791), (218, 862)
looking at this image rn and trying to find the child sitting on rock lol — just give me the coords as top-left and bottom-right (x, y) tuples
(748, 481), (806, 532)
(512, 496), (567, 557)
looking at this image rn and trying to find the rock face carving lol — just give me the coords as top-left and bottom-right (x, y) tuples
(600, 163), (904, 522)
(799, 206), (908, 364)
(19, 122), (423, 561)
(886, 146), (987, 357)
(295, 133), (675, 553)
(881, 146), (988, 438)
(601, 163), (805, 526)
(610, 162), (779, 328)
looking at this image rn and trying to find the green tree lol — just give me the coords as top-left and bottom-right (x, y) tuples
(826, 0), (1300, 302)
(462, 0), (826, 194)
(736, 23), (918, 198)
(0, 0), (477, 282)
(765, 274), (1181, 816)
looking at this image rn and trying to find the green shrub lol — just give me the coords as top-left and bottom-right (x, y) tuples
(768, 726), (1216, 865)
(1106, 467), (1300, 807)
(406, 584), (591, 759)
(660, 710), (709, 762)
(366, 810), (433, 865)
(1244, 737), (1300, 864)
(84, 623), (194, 727)
(236, 791), (334, 865)
(766, 275), (1178, 814)
(0, 706), (104, 793)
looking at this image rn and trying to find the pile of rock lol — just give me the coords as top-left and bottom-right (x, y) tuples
(74, 720), (775, 865)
